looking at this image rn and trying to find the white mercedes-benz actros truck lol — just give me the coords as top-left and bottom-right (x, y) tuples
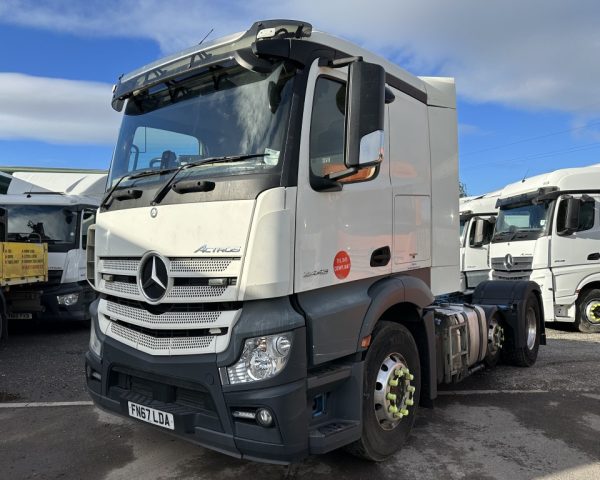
(459, 191), (500, 291)
(85, 20), (545, 463)
(490, 164), (600, 333)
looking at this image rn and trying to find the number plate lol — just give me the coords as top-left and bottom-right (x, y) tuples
(127, 401), (174, 430)
(7, 313), (32, 320)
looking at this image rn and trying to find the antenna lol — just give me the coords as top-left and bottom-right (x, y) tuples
(198, 28), (214, 46)
(521, 168), (529, 183)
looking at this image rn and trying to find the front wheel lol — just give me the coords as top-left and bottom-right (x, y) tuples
(347, 321), (420, 461)
(575, 289), (600, 333)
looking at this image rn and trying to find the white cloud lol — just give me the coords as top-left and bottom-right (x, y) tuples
(1, 0), (600, 118)
(0, 73), (120, 144)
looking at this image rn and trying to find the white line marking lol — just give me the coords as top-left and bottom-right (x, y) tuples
(0, 401), (94, 409)
(438, 389), (549, 395)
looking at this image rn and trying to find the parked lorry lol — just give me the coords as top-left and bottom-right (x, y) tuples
(85, 20), (545, 463)
(459, 191), (500, 291)
(490, 164), (600, 333)
(0, 170), (103, 322)
(0, 238), (48, 340)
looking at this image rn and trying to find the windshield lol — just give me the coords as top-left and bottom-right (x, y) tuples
(108, 61), (296, 187)
(493, 202), (552, 242)
(6, 205), (78, 252)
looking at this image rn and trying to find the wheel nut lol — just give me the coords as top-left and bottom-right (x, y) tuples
(389, 405), (398, 413)
(400, 408), (409, 416)
(407, 386), (416, 393)
(387, 393), (397, 401)
(394, 412), (404, 419)
(389, 379), (399, 387)
(408, 374), (414, 381)
(395, 369), (404, 377)
(406, 399), (414, 406)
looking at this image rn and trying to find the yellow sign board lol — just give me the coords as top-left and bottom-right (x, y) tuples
(0, 242), (48, 286)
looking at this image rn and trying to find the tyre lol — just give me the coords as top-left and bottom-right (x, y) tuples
(503, 293), (540, 367)
(347, 321), (420, 461)
(575, 288), (600, 333)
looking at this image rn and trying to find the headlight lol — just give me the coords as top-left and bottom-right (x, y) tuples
(57, 293), (79, 306)
(89, 324), (102, 358)
(227, 332), (292, 384)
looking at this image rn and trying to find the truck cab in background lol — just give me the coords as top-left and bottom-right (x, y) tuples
(459, 191), (499, 291)
(0, 169), (105, 322)
(490, 164), (600, 333)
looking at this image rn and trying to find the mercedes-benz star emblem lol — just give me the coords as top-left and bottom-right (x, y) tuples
(503, 253), (514, 271)
(138, 254), (170, 302)
(150, 207), (158, 218)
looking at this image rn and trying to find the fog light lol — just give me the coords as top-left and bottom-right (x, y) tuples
(255, 408), (274, 427)
(57, 293), (79, 306)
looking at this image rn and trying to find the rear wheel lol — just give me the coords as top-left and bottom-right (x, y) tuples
(347, 321), (420, 461)
(503, 293), (540, 367)
(575, 289), (600, 333)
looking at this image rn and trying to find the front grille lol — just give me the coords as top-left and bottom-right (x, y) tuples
(99, 257), (240, 275)
(492, 272), (532, 281)
(170, 258), (236, 273)
(102, 258), (139, 272)
(106, 300), (221, 327)
(105, 281), (140, 296)
(491, 255), (533, 272)
(108, 321), (217, 355)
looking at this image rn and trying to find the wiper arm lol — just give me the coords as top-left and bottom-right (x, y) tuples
(101, 168), (176, 209)
(151, 153), (267, 205)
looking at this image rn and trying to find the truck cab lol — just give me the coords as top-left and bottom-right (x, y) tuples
(0, 193), (98, 322)
(490, 165), (600, 333)
(85, 20), (543, 464)
(459, 191), (499, 291)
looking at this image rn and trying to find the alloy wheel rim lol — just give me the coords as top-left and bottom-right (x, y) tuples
(526, 306), (537, 350)
(373, 353), (415, 431)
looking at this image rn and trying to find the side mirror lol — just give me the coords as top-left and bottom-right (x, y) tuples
(557, 197), (580, 236)
(345, 60), (385, 169)
(470, 218), (485, 247)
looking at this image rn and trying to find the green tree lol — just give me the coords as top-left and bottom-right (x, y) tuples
(459, 181), (468, 198)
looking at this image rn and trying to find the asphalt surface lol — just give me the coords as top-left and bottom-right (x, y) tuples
(0, 321), (598, 480)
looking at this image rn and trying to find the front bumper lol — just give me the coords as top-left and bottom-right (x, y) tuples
(40, 281), (97, 321)
(86, 330), (309, 464)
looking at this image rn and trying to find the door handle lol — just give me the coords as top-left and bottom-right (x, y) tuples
(371, 246), (391, 267)
(587, 252), (600, 261)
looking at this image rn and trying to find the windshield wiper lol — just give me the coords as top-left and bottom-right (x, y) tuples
(151, 153), (267, 205)
(101, 168), (176, 209)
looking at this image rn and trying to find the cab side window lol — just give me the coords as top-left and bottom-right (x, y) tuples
(309, 77), (376, 183)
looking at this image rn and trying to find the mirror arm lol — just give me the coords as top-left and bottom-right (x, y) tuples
(319, 56), (363, 68)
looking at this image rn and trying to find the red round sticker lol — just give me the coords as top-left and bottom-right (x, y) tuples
(333, 251), (351, 279)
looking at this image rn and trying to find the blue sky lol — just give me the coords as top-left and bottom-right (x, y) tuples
(1, 0), (599, 195)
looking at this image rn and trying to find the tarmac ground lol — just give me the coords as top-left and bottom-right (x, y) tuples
(0, 320), (598, 480)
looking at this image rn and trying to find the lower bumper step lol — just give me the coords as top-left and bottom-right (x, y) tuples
(309, 420), (361, 454)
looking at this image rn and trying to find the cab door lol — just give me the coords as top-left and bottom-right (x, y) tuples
(294, 60), (392, 293)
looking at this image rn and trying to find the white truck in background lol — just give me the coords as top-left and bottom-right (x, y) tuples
(85, 20), (545, 464)
(0, 169), (105, 322)
(459, 191), (500, 291)
(490, 164), (600, 333)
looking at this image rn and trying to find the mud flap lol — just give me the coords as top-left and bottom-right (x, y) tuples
(472, 280), (546, 348)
